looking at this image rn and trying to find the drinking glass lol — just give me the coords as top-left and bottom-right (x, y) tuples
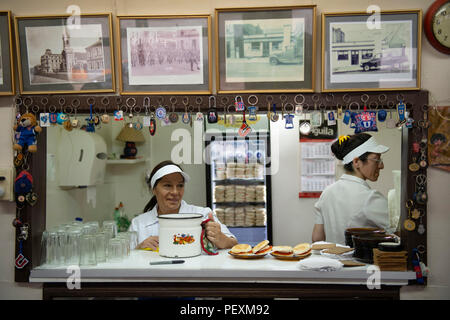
(107, 238), (124, 262)
(65, 228), (82, 265)
(116, 234), (130, 257)
(46, 231), (59, 266)
(40, 230), (48, 266)
(79, 234), (97, 266)
(102, 220), (117, 238)
(94, 232), (108, 263)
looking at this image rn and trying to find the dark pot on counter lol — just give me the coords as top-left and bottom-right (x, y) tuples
(344, 228), (385, 248)
(352, 233), (397, 264)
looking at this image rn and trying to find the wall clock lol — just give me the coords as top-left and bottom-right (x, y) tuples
(424, 0), (450, 54)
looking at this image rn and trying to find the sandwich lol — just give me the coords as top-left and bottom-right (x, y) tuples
(271, 246), (293, 256)
(230, 243), (252, 255)
(293, 243), (311, 256)
(251, 240), (272, 255)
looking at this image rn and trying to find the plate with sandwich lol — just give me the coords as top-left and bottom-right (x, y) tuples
(270, 243), (312, 261)
(228, 240), (272, 259)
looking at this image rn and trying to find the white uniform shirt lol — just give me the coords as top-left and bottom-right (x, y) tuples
(314, 174), (392, 245)
(129, 200), (236, 244)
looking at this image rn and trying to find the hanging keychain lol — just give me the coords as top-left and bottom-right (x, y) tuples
(155, 97), (167, 120)
(227, 105), (235, 125)
(404, 199), (416, 231)
(270, 103), (279, 122)
(181, 97), (191, 124)
(169, 97), (179, 123)
(100, 97), (110, 124)
(195, 97), (204, 122)
(143, 97), (151, 127)
(284, 103), (294, 129)
(247, 95), (258, 121)
(238, 106), (251, 137)
(294, 94), (305, 116)
(207, 96), (218, 123)
(235, 95), (244, 111)
(149, 105), (157, 136)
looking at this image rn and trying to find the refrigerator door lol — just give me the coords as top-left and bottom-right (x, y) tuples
(205, 118), (272, 246)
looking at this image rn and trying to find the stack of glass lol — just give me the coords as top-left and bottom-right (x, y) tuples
(40, 220), (138, 267)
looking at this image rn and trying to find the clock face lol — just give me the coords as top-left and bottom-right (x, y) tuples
(432, 2), (450, 48)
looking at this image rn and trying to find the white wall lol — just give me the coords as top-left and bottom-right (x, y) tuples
(0, 0), (449, 300)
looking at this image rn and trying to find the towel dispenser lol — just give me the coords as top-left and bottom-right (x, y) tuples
(57, 130), (107, 187)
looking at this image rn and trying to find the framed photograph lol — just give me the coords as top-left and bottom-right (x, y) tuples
(117, 15), (212, 95)
(14, 13), (115, 94)
(215, 6), (316, 93)
(322, 10), (422, 92)
(0, 11), (15, 95)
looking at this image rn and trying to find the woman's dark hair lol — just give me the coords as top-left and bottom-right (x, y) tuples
(331, 133), (372, 172)
(143, 160), (184, 212)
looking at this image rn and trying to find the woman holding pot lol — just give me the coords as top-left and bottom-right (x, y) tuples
(312, 133), (395, 245)
(129, 160), (237, 250)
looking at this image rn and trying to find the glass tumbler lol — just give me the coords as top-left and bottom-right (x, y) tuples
(46, 231), (60, 266)
(79, 234), (97, 266)
(102, 220), (117, 238)
(65, 228), (82, 266)
(94, 232), (108, 263)
(107, 238), (124, 263)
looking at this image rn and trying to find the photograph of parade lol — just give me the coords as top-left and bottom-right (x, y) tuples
(126, 26), (204, 85)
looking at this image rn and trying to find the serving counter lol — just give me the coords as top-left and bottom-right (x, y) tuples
(30, 249), (416, 300)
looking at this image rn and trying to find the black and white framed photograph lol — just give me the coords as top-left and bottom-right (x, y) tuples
(0, 11), (15, 95)
(215, 6), (316, 93)
(117, 15), (212, 95)
(322, 10), (422, 92)
(14, 13), (115, 94)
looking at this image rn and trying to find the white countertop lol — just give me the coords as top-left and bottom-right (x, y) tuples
(30, 249), (416, 286)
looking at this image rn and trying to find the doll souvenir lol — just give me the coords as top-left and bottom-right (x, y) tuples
(13, 113), (42, 153)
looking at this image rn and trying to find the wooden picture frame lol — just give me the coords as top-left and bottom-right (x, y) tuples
(117, 14), (212, 95)
(14, 13), (115, 94)
(215, 5), (316, 93)
(322, 10), (422, 92)
(0, 11), (15, 95)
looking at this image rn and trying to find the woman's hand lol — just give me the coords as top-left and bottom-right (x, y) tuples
(205, 213), (237, 249)
(139, 236), (159, 250)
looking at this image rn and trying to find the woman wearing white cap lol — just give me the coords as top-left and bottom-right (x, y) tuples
(129, 160), (237, 250)
(312, 133), (393, 245)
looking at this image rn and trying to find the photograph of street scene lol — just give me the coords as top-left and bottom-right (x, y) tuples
(25, 24), (106, 85)
(329, 20), (413, 84)
(126, 26), (204, 85)
(225, 18), (304, 83)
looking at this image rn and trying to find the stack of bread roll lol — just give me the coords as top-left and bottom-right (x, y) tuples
(245, 186), (256, 202)
(234, 207), (245, 226)
(254, 163), (264, 179)
(234, 163), (246, 179)
(224, 207), (235, 226)
(214, 185), (225, 203)
(244, 206), (256, 226)
(215, 162), (226, 180)
(214, 208), (225, 224)
(226, 162), (236, 179)
(224, 185), (235, 202)
(234, 185), (246, 202)
(255, 185), (266, 202)
(255, 207), (266, 226)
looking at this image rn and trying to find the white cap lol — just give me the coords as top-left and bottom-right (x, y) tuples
(342, 137), (389, 164)
(149, 164), (190, 189)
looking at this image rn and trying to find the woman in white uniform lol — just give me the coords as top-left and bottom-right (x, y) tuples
(312, 133), (393, 245)
(129, 161), (237, 250)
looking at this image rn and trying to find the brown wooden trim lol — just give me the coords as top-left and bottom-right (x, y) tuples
(43, 282), (400, 300)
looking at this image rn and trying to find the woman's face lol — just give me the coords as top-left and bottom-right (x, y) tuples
(153, 172), (185, 214)
(356, 153), (384, 182)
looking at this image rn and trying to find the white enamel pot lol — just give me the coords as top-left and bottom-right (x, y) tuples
(158, 213), (203, 258)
